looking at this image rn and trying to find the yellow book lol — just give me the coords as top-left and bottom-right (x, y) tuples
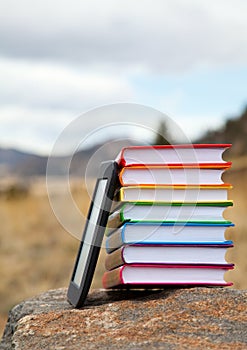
(117, 184), (232, 203)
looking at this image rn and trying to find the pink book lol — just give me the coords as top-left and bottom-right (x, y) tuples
(102, 264), (234, 289)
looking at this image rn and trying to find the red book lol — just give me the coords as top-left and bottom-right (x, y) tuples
(116, 144), (231, 167)
(102, 264), (234, 289)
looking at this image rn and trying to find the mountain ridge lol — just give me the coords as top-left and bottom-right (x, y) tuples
(1, 106), (247, 177)
(195, 105), (247, 157)
(0, 140), (136, 177)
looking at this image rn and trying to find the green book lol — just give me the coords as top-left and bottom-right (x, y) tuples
(107, 201), (233, 230)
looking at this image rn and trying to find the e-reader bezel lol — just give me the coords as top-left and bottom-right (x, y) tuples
(67, 161), (119, 308)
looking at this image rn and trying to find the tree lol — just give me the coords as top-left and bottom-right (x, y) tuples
(154, 120), (171, 145)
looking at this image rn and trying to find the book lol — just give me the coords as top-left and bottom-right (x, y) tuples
(105, 222), (234, 252)
(108, 201), (233, 227)
(117, 184), (231, 203)
(103, 143), (234, 290)
(102, 264), (234, 288)
(116, 144), (231, 166)
(119, 164), (231, 186)
(104, 244), (233, 270)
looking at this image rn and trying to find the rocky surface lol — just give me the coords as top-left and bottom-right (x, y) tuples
(1, 287), (247, 349)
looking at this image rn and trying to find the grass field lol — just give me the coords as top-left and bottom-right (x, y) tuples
(0, 163), (246, 337)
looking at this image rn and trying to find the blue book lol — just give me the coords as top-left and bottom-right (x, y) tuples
(105, 222), (234, 253)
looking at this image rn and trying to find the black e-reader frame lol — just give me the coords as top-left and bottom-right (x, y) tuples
(67, 161), (119, 308)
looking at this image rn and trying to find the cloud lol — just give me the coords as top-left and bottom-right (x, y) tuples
(0, 103), (189, 155)
(0, 106), (74, 154)
(0, 57), (134, 110)
(0, 0), (247, 73)
(0, 1), (246, 154)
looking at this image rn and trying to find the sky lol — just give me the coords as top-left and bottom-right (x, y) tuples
(0, 0), (247, 155)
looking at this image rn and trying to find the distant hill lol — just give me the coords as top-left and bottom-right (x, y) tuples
(2, 106), (246, 178)
(195, 106), (247, 157)
(0, 139), (137, 178)
(0, 148), (47, 177)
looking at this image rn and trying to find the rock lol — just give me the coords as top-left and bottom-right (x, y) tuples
(1, 287), (247, 349)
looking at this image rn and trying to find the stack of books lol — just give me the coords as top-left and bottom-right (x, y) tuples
(102, 144), (234, 289)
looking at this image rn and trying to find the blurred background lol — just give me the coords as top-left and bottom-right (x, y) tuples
(0, 0), (247, 336)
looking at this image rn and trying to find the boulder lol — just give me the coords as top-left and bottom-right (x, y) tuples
(1, 287), (247, 349)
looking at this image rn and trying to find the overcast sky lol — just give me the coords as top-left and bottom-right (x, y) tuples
(0, 0), (247, 154)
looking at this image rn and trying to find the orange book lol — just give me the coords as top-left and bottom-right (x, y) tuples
(119, 163), (231, 186)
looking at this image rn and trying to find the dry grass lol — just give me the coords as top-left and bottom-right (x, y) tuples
(223, 166), (247, 289)
(0, 164), (247, 337)
(0, 179), (90, 337)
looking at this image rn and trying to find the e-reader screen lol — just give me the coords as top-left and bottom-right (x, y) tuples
(73, 179), (107, 286)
